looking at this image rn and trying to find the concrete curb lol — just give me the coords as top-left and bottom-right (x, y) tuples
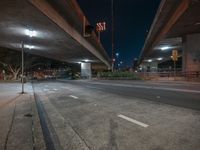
(0, 83), (47, 150)
(31, 93), (46, 150)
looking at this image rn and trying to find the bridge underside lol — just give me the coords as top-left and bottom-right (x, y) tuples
(0, 0), (110, 68)
(139, 0), (200, 72)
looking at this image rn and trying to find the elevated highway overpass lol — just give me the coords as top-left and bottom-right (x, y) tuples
(139, 0), (200, 73)
(0, 0), (111, 78)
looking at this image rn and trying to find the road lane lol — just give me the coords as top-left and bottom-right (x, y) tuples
(61, 80), (200, 110)
(33, 81), (200, 150)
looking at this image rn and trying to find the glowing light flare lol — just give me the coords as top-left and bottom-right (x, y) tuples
(157, 58), (163, 61)
(24, 45), (34, 49)
(161, 46), (171, 51)
(84, 59), (90, 62)
(25, 29), (37, 37)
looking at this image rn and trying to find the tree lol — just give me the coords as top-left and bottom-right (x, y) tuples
(0, 47), (74, 80)
(0, 48), (21, 80)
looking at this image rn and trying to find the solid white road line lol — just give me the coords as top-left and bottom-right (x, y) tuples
(118, 114), (149, 128)
(86, 86), (102, 90)
(69, 95), (79, 99)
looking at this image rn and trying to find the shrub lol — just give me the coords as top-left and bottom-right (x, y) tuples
(97, 71), (141, 80)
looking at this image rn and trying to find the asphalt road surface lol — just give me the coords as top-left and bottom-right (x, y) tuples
(33, 80), (200, 150)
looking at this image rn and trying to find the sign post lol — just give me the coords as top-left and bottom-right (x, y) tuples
(171, 50), (178, 79)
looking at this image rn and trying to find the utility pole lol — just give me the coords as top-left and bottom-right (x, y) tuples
(111, 0), (115, 72)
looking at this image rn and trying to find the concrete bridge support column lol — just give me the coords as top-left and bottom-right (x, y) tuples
(140, 62), (158, 72)
(81, 63), (92, 79)
(182, 33), (200, 72)
(149, 62), (158, 72)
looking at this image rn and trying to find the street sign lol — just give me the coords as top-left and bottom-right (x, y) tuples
(96, 22), (106, 32)
(172, 50), (178, 57)
(96, 22), (106, 43)
(171, 50), (178, 78)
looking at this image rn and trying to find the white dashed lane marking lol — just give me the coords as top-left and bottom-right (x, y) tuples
(118, 114), (149, 128)
(69, 95), (79, 99)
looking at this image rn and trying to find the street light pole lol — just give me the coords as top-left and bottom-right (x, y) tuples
(111, 0), (115, 72)
(21, 41), (24, 94)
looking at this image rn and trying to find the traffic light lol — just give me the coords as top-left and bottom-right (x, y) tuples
(83, 16), (94, 37)
(84, 25), (94, 37)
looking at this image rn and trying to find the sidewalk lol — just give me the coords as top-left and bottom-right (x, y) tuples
(0, 83), (45, 150)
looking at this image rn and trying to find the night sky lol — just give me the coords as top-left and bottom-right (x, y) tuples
(77, 0), (161, 67)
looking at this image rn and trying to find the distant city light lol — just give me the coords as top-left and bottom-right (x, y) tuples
(25, 29), (37, 37)
(120, 61), (123, 64)
(161, 46), (170, 51)
(157, 57), (163, 61)
(148, 59), (152, 62)
(116, 52), (119, 57)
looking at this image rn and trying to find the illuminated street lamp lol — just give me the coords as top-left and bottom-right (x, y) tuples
(84, 59), (90, 62)
(161, 46), (170, 51)
(25, 45), (34, 50)
(157, 57), (163, 61)
(25, 29), (37, 38)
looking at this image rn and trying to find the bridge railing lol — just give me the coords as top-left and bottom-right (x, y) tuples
(136, 71), (200, 81)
